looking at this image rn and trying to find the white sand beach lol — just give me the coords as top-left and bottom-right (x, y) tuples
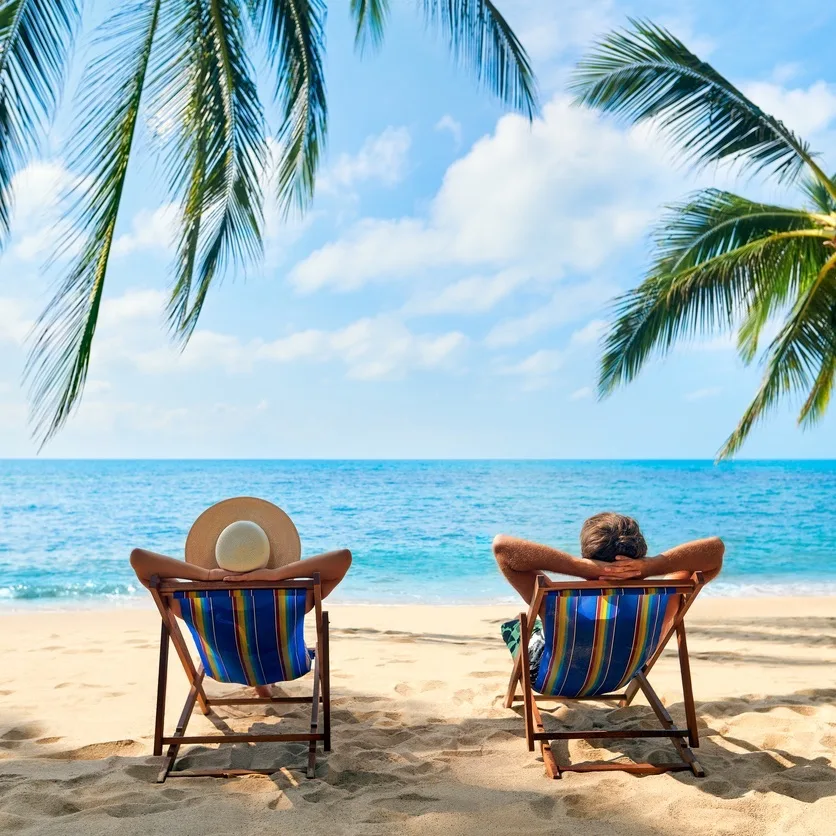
(0, 597), (834, 835)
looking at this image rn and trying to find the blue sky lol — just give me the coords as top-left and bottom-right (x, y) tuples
(2, 0), (836, 458)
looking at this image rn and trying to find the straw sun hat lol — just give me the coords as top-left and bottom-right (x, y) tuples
(185, 497), (301, 573)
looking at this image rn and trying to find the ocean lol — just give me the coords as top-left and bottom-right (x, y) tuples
(1, 459), (834, 607)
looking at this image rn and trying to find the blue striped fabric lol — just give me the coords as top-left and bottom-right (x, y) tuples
(174, 588), (312, 686)
(533, 587), (678, 698)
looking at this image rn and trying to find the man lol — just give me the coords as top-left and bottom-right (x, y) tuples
(493, 512), (724, 606)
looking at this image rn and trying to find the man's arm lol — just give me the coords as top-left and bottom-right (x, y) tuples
(597, 537), (725, 582)
(223, 549), (353, 599)
(493, 534), (604, 604)
(129, 548), (225, 586)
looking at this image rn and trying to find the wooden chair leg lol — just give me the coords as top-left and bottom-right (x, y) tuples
(505, 654), (522, 709)
(530, 699), (561, 779)
(321, 612), (331, 752)
(307, 653), (321, 779)
(153, 621), (169, 757)
(676, 624), (699, 748)
(157, 675), (202, 783)
(622, 675), (641, 707)
(635, 673), (704, 777)
(519, 613), (535, 752)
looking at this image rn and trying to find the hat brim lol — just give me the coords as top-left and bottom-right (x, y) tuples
(185, 497), (301, 570)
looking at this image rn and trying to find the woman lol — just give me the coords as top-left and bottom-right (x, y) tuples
(130, 538), (351, 698)
(130, 546), (352, 607)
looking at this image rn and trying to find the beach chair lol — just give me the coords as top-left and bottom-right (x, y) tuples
(147, 573), (330, 782)
(505, 572), (705, 778)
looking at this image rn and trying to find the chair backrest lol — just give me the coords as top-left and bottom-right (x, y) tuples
(173, 587), (312, 686)
(533, 584), (685, 698)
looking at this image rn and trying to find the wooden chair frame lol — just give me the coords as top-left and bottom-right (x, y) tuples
(505, 572), (706, 779)
(148, 573), (330, 782)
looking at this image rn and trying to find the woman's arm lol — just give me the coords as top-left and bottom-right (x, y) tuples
(222, 549), (353, 599)
(129, 548), (226, 586)
(597, 537), (725, 582)
(493, 534), (604, 604)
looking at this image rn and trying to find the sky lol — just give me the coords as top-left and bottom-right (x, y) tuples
(2, 0), (836, 459)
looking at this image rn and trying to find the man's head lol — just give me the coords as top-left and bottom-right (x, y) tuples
(580, 513), (647, 563)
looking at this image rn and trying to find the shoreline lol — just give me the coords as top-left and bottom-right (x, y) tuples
(1, 585), (835, 614)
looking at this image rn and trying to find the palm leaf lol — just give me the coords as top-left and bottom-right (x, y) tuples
(157, 0), (265, 339)
(24, 0), (162, 446)
(253, 0), (326, 216)
(420, 0), (538, 118)
(719, 250), (836, 458)
(800, 171), (836, 214)
(570, 19), (834, 196)
(0, 0), (78, 247)
(598, 190), (829, 396)
(350, 0), (389, 52)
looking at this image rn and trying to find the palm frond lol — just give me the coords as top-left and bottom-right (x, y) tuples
(718, 250), (836, 458)
(0, 0), (78, 247)
(420, 0), (538, 118)
(570, 19), (834, 194)
(598, 189), (829, 396)
(800, 171), (836, 214)
(156, 0), (265, 339)
(24, 0), (162, 446)
(253, 0), (326, 216)
(350, 0), (389, 52)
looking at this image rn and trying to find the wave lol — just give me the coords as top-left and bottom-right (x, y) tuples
(0, 582), (142, 601)
(1, 576), (834, 610)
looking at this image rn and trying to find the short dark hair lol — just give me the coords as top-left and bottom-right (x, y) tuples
(580, 513), (647, 562)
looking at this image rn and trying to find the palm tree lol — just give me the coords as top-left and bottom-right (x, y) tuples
(570, 20), (836, 459)
(0, 0), (538, 444)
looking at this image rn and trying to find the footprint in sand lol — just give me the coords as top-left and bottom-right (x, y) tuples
(394, 683), (413, 696)
(2, 725), (43, 741)
(529, 797), (558, 819)
(49, 739), (145, 760)
(453, 689), (474, 704)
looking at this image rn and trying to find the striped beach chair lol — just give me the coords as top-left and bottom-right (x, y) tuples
(505, 573), (706, 778)
(148, 574), (330, 782)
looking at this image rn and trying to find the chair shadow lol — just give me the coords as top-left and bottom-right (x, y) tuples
(525, 688), (836, 803)
(2, 680), (834, 835)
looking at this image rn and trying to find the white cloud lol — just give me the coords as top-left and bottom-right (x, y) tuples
(318, 127), (411, 193)
(290, 96), (676, 295)
(10, 161), (74, 224)
(258, 316), (467, 381)
(485, 280), (617, 348)
(134, 330), (255, 375)
(500, 348), (564, 390)
(404, 269), (529, 315)
(93, 288), (467, 382)
(0, 299), (32, 344)
(99, 289), (166, 329)
(741, 80), (836, 138)
(7, 160), (84, 261)
(684, 386), (723, 402)
(770, 63), (802, 85)
(112, 204), (178, 257)
(435, 115), (463, 148)
(570, 318), (607, 347)
(502, 0), (618, 66)
(569, 386), (593, 401)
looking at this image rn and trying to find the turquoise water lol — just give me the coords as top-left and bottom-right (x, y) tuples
(0, 460), (834, 607)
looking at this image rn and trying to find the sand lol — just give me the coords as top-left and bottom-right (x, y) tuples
(0, 596), (834, 835)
